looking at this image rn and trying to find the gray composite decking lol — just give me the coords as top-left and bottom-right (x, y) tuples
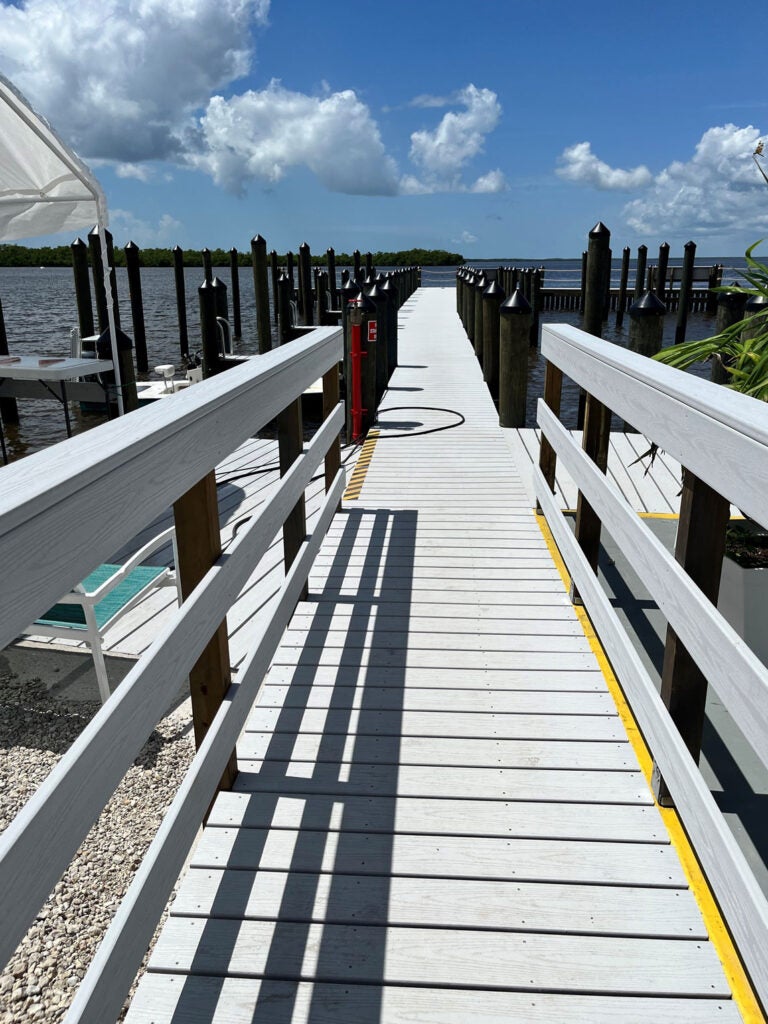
(125, 289), (743, 1022)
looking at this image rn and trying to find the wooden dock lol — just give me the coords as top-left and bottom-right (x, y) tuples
(126, 288), (745, 1022)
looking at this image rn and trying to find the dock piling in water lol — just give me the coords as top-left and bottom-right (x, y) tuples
(172, 245), (189, 359)
(124, 241), (149, 374)
(251, 235), (272, 354)
(71, 237), (95, 341)
(228, 248), (242, 341)
(482, 278), (504, 400)
(498, 286), (532, 427)
(628, 290), (666, 357)
(674, 240), (697, 345)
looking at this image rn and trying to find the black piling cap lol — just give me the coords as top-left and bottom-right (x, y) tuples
(367, 283), (385, 302)
(483, 280), (505, 299)
(629, 291), (666, 317)
(589, 221), (610, 238)
(474, 272), (488, 290)
(172, 244), (182, 252)
(349, 290), (376, 313)
(684, 240), (696, 251)
(125, 240), (139, 252)
(340, 278), (361, 301)
(746, 293), (768, 312)
(252, 234), (266, 245)
(299, 241), (310, 253)
(500, 287), (532, 315)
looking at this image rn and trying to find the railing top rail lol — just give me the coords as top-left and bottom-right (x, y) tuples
(0, 325), (342, 652)
(541, 323), (768, 449)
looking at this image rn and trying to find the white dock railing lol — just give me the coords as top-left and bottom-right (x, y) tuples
(0, 325), (345, 1023)
(535, 322), (768, 1009)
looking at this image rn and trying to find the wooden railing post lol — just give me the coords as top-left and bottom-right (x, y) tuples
(323, 360), (341, 507)
(652, 469), (729, 806)
(571, 392), (611, 604)
(536, 357), (563, 512)
(173, 472), (237, 791)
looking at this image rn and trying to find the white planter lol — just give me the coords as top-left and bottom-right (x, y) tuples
(717, 556), (768, 667)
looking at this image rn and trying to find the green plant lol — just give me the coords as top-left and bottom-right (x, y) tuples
(653, 240), (768, 399)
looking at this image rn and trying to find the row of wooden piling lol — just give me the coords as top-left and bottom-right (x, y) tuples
(66, 229), (419, 420)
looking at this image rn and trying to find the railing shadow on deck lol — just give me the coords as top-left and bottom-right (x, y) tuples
(172, 506), (417, 1023)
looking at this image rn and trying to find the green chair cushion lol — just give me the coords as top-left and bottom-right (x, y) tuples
(36, 563), (167, 631)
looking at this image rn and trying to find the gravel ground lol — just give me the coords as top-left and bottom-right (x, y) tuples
(0, 664), (195, 1023)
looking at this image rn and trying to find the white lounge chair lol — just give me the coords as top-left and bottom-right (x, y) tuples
(25, 526), (181, 702)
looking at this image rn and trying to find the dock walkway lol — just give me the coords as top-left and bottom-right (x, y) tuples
(127, 288), (743, 1022)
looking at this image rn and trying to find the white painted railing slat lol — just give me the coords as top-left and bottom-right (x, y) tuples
(0, 328), (342, 650)
(537, 400), (768, 772)
(540, 326), (768, 532)
(0, 363), (342, 969)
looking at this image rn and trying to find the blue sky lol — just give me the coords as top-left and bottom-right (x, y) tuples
(1, 0), (767, 257)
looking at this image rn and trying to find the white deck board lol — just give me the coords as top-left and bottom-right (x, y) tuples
(126, 288), (742, 1022)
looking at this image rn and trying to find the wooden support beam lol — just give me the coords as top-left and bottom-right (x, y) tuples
(173, 471), (237, 792)
(571, 393), (612, 604)
(653, 469), (729, 806)
(536, 359), (563, 511)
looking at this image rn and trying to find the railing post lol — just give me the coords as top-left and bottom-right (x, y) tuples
(323, 357), (341, 506)
(652, 469), (729, 806)
(276, 314), (308, 599)
(536, 356), (563, 512)
(674, 240), (696, 345)
(173, 472), (238, 793)
(199, 279), (222, 377)
(124, 241), (149, 374)
(202, 247), (213, 284)
(578, 221), (611, 428)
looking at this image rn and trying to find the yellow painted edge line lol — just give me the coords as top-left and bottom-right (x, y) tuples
(343, 429), (380, 501)
(535, 510), (765, 1024)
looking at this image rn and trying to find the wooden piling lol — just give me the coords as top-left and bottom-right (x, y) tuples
(536, 358), (563, 511)
(327, 247), (338, 309)
(88, 226), (121, 333)
(482, 279), (504, 400)
(628, 291), (666, 357)
(251, 235), (272, 354)
(616, 246), (630, 328)
(380, 275), (399, 378)
(277, 273), (294, 347)
(173, 472), (237, 793)
(71, 237), (95, 340)
(579, 251), (587, 312)
(172, 246), (189, 359)
(198, 279), (222, 377)
(286, 251), (295, 291)
(298, 242), (314, 326)
(202, 248), (213, 284)
(367, 282), (389, 403)
(633, 244), (647, 300)
(0, 296), (19, 424)
(465, 272), (476, 348)
(573, 222), (613, 599)
(270, 250), (279, 324)
(498, 288), (532, 426)
(473, 272), (487, 365)
(652, 470), (729, 806)
(229, 248), (242, 340)
(655, 242), (670, 303)
(124, 241), (148, 374)
(675, 240), (697, 345)
(530, 267), (543, 346)
(340, 278), (361, 439)
(353, 250), (362, 284)
(365, 252), (373, 279)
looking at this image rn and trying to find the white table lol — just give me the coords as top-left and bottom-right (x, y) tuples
(0, 355), (114, 463)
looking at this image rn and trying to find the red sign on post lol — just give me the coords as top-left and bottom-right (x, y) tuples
(367, 321), (377, 343)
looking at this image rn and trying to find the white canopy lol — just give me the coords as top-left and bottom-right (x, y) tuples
(0, 74), (107, 241)
(0, 73), (123, 411)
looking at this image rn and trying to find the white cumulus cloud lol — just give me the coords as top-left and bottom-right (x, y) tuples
(407, 84), (503, 193)
(0, 0), (269, 162)
(557, 142), (653, 190)
(623, 124), (768, 236)
(192, 81), (400, 196)
(470, 169), (507, 193)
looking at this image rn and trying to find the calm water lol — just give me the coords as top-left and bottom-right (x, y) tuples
(0, 260), (747, 459)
